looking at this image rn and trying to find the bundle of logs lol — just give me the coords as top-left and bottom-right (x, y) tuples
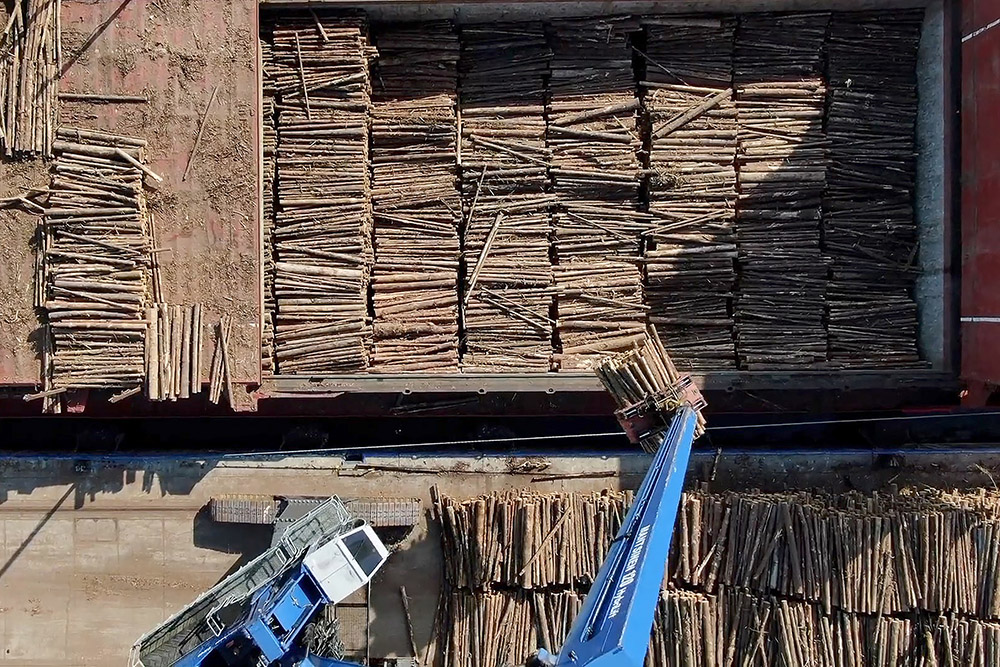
(458, 23), (555, 371)
(144, 304), (203, 401)
(734, 14), (830, 369)
(824, 12), (924, 367)
(40, 129), (154, 406)
(442, 587), (1000, 667)
(0, 0), (59, 157)
(370, 23), (461, 372)
(548, 17), (648, 369)
(642, 17), (738, 371)
(437, 487), (1000, 666)
(266, 13), (376, 374)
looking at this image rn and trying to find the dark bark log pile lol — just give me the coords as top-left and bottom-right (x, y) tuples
(548, 17), (648, 370)
(0, 0), (58, 157)
(458, 23), (555, 371)
(370, 23), (462, 372)
(643, 17), (738, 371)
(824, 12), (924, 368)
(734, 14), (830, 369)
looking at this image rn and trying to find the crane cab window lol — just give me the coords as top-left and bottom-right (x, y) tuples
(343, 531), (381, 576)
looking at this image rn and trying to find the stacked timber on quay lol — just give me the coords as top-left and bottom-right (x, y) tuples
(259, 10), (928, 376)
(434, 488), (1000, 667)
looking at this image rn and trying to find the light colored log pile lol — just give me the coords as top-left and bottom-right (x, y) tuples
(438, 488), (1000, 666)
(41, 129), (153, 400)
(261, 37), (277, 374)
(268, 14), (376, 374)
(548, 17), (647, 369)
(370, 23), (461, 372)
(144, 303), (203, 401)
(0, 0), (58, 157)
(459, 23), (555, 371)
(734, 14), (830, 369)
(642, 17), (737, 371)
(824, 12), (924, 367)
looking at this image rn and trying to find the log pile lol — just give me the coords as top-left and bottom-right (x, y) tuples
(0, 0), (58, 157)
(370, 23), (461, 372)
(261, 37), (277, 374)
(437, 488), (1000, 666)
(459, 23), (554, 371)
(548, 17), (647, 369)
(824, 12), (924, 367)
(734, 14), (830, 369)
(267, 13), (375, 374)
(642, 17), (738, 370)
(144, 304), (203, 401)
(41, 130), (153, 397)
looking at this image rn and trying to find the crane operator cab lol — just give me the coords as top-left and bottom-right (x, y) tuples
(303, 523), (389, 604)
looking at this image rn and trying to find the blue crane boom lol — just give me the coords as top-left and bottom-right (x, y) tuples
(532, 406), (699, 667)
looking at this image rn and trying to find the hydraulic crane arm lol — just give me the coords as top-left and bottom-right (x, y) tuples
(533, 406), (700, 667)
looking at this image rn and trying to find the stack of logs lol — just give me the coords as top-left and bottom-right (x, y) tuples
(144, 304), (203, 401)
(642, 17), (738, 370)
(437, 487), (1000, 667)
(267, 13), (375, 374)
(370, 23), (461, 372)
(261, 36), (277, 374)
(824, 12), (924, 367)
(548, 17), (648, 370)
(458, 23), (554, 371)
(0, 0), (59, 157)
(40, 129), (153, 404)
(734, 14), (830, 369)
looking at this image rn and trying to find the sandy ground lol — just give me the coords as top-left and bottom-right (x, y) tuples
(0, 160), (48, 385)
(58, 0), (260, 387)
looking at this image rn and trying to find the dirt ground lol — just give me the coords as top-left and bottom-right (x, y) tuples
(58, 0), (261, 385)
(0, 159), (48, 385)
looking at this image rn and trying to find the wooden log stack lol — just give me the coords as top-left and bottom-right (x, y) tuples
(734, 14), (830, 369)
(370, 23), (461, 372)
(0, 0), (58, 157)
(268, 13), (376, 374)
(642, 17), (738, 371)
(437, 487), (1000, 667)
(261, 36), (277, 374)
(824, 12), (924, 367)
(41, 129), (153, 395)
(459, 23), (555, 371)
(548, 17), (648, 369)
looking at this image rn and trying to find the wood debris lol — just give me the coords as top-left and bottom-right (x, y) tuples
(265, 12), (376, 374)
(0, 0), (58, 157)
(824, 11), (925, 367)
(459, 22), (554, 371)
(370, 23), (461, 372)
(40, 129), (153, 398)
(734, 13), (830, 369)
(642, 17), (738, 370)
(548, 17), (647, 369)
